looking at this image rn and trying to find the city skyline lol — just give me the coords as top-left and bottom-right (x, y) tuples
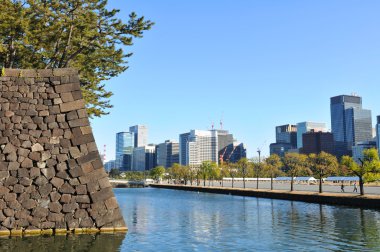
(91, 0), (380, 159)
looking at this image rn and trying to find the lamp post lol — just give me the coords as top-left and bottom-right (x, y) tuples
(257, 149), (261, 189)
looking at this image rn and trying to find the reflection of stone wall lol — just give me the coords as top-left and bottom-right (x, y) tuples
(0, 233), (126, 251)
(0, 69), (126, 234)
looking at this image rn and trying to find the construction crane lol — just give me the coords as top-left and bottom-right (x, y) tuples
(219, 146), (229, 165)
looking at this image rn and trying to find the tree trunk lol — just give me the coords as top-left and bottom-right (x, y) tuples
(256, 168), (259, 189)
(203, 176), (205, 187)
(271, 176), (273, 190)
(359, 176), (364, 195)
(319, 177), (322, 193)
(232, 177), (234, 188)
(243, 175), (246, 189)
(291, 176), (294, 191)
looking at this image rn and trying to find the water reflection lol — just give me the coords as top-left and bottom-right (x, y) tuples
(0, 233), (126, 252)
(0, 188), (379, 251)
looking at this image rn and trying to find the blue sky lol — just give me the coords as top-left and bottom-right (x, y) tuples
(92, 0), (380, 160)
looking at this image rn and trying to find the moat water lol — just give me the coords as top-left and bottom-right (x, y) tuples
(1, 187), (380, 251)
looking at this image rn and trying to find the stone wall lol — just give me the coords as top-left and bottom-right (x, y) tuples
(0, 68), (126, 235)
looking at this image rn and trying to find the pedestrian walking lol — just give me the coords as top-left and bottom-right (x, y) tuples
(353, 182), (358, 193)
(341, 183), (345, 193)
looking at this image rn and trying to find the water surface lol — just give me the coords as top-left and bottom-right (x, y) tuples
(1, 188), (380, 251)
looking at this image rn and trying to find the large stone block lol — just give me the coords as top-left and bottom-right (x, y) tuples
(0, 68), (126, 233)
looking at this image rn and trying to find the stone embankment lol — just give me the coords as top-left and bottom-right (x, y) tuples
(0, 69), (126, 236)
(150, 184), (380, 209)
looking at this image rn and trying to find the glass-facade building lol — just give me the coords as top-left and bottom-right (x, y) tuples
(132, 145), (156, 171)
(179, 133), (190, 165)
(377, 116), (380, 157)
(129, 125), (148, 148)
(276, 124), (297, 148)
(330, 95), (372, 157)
(296, 122), (327, 149)
(115, 132), (134, 171)
(156, 140), (179, 168)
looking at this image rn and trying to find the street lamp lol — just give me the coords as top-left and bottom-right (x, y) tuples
(257, 148), (261, 189)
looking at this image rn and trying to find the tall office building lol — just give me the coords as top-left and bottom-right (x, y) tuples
(301, 132), (334, 155)
(214, 130), (234, 164)
(226, 142), (247, 163)
(269, 124), (297, 157)
(132, 145), (156, 171)
(179, 132), (190, 165)
(330, 95), (372, 157)
(345, 107), (372, 148)
(129, 125), (148, 148)
(296, 122), (327, 149)
(156, 140), (180, 168)
(276, 124), (297, 148)
(115, 132), (134, 171)
(179, 130), (218, 167)
(377, 116), (380, 157)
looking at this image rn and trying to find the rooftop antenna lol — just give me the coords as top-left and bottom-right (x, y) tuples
(220, 112), (224, 130)
(211, 122), (214, 130)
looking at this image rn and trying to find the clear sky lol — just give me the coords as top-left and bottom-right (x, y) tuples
(91, 0), (380, 160)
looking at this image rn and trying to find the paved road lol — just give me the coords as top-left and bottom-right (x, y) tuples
(178, 180), (380, 195)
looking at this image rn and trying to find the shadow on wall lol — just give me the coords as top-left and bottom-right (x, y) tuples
(0, 233), (126, 252)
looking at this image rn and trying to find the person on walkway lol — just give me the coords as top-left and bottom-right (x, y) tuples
(353, 182), (358, 193)
(341, 183), (345, 193)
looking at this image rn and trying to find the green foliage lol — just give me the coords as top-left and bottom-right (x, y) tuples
(263, 154), (283, 178)
(341, 149), (380, 183)
(0, 0), (154, 117)
(108, 168), (121, 178)
(199, 161), (216, 181)
(150, 166), (166, 180)
(308, 152), (338, 179)
(284, 153), (311, 177)
(236, 158), (250, 177)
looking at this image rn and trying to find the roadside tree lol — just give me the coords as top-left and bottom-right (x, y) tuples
(308, 152), (338, 193)
(341, 149), (380, 195)
(284, 153), (311, 191)
(150, 166), (166, 182)
(237, 158), (250, 189)
(264, 154), (283, 190)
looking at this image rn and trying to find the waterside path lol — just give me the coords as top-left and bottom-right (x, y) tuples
(151, 184), (380, 209)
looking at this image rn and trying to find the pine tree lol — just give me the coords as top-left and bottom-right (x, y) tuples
(0, 0), (154, 117)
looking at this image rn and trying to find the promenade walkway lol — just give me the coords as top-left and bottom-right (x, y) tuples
(162, 180), (380, 195)
(151, 183), (380, 209)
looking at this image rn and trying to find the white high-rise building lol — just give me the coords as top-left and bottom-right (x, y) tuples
(297, 122), (327, 149)
(129, 125), (148, 147)
(180, 130), (218, 166)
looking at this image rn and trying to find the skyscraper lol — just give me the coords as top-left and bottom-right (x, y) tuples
(132, 145), (156, 171)
(296, 122), (327, 149)
(179, 130), (218, 167)
(377, 116), (380, 157)
(156, 140), (179, 168)
(330, 95), (372, 157)
(115, 132), (134, 171)
(214, 129), (234, 164)
(301, 132), (334, 155)
(269, 124), (297, 157)
(179, 132), (190, 165)
(276, 124), (297, 148)
(129, 125), (148, 147)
